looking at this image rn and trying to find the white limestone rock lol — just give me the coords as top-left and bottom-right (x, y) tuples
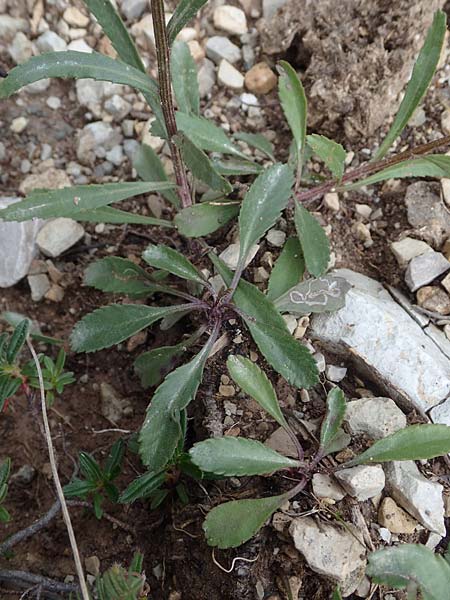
(335, 465), (385, 501)
(344, 397), (407, 439)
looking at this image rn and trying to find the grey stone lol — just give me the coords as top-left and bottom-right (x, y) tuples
(9, 31), (34, 64)
(0, 197), (43, 288)
(36, 218), (85, 258)
(24, 79), (50, 94)
(325, 365), (347, 383)
(104, 94), (132, 120)
(123, 139), (140, 161)
(36, 30), (67, 53)
(405, 251), (450, 292)
(390, 237), (433, 266)
(266, 229), (286, 247)
(11, 464), (36, 485)
(206, 36), (242, 65)
(77, 122), (123, 165)
(213, 5), (248, 35)
(310, 269), (450, 413)
(67, 39), (92, 53)
(289, 516), (366, 596)
(430, 397), (450, 425)
(0, 142), (5, 161)
(312, 473), (346, 501)
(0, 15), (28, 41)
(100, 382), (133, 423)
(105, 144), (125, 166)
(217, 59), (244, 90)
(335, 465), (385, 501)
(262, 0), (289, 18)
(344, 397), (407, 439)
(219, 242), (259, 270)
(121, 0), (147, 20)
(385, 461), (445, 535)
(405, 182), (450, 247)
(265, 427), (298, 458)
(198, 58), (216, 98)
(28, 273), (51, 301)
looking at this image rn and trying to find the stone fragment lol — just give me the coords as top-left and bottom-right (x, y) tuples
(36, 30), (67, 53)
(262, 0), (289, 18)
(218, 59), (244, 90)
(36, 218), (85, 258)
(63, 7), (90, 27)
(11, 464), (36, 485)
(219, 384), (235, 397)
(266, 229), (286, 247)
(355, 203), (372, 219)
(85, 556), (100, 576)
(405, 252), (450, 292)
(104, 95), (132, 120)
(385, 461), (445, 535)
(100, 382), (133, 423)
(390, 237), (432, 266)
(289, 517), (366, 596)
(312, 473), (346, 501)
(198, 58), (216, 97)
(0, 197), (43, 287)
(325, 365), (347, 383)
(430, 397), (450, 425)
(28, 273), (51, 301)
(324, 192), (340, 212)
(9, 32), (33, 64)
(0, 16), (28, 41)
(121, 0), (147, 20)
(378, 497), (417, 534)
(213, 5), (248, 35)
(188, 40), (204, 62)
(219, 242), (259, 270)
(77, 122), (123, 165)
(45, 284), (65, 303)
(206, 36), (241, 64)
(405, 182), (450, 247)
(20, 168), (71, 195)
(344, 397), (406, 440)
(417, 286), (450, 315)
(10, 117), (28, 133)
(265, 427), (297, 458)
(335, 465), (385, 501)
(67, 39), (92, 53)
(283, 314), (297, 334)
(245, 62), (277, 94)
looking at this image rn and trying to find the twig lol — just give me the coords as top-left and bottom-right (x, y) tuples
(26, 339), (90, 600)
(0, 570), (79, 598)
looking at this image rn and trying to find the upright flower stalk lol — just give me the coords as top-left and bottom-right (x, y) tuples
(151, 0), (192, 208)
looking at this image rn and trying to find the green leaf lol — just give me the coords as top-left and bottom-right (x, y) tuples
(274, 275), (351, 315)
(71, 304), (190, 353)
(344, 155), (450, 190)
(233, 132), (275, 161)
(176, 113), (247, 158)
(133, 144), (180, 208)
(190, 437), (299, 476)
(237, 163), (293, 272)
(175, 134), (232, 194)
(227, 355), (287, 428)
(1, 311), (62, 346)
(83, 0), (145, 73)
(210, 255), (319, 389)
(134, 344), (185, 388)
(167, 0), (208, 44)
(374, 10), (447, 160)
(212, 158), (263, 176)
(267, 237), (304, 301)
(0, 506), (11, 523)
(0, 458), (11, 489)
(320, 387), (346, 449)
(0, 51), (159, 101)
(79, 452), (103, 483)
(6, 320), (29, 363)
(84, 257), (160, 297)
(367, 544), (450, 600)
(119, 470), (166, 504)
(104, 439), (125, 480)
(203, 494), (286, 548)
(0, 377), (22, 411)
(175, 201), (240, 237)
(64, 206), (173, 227)
(0, 182), (175, 222)
(139, 334), (216, 470)
(332, 589), (343, 600)
(278, 61), (307, 169)
(294, 204), (330, 277)
(64, 478), (98, 498)
(142, 244), (206, 286)
(171, 40), (200, 115)
(348, 424), (450, 466)
(306, 134), (346, 181)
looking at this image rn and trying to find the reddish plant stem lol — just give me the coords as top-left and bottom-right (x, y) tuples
(151, 0), (192, 208)
(296, 133), (450, 204)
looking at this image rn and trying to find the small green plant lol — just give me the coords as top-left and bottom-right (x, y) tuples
(64, 439), (125, 518)
(95, 552), (148, 600)
(0, 458), (11, 523)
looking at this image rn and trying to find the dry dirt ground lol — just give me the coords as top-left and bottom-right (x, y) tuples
(1, 0), (450, 599)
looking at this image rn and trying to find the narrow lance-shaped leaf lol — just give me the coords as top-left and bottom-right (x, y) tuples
(295, 204), (330, 277)
(344, 155), (450, 191)
(190, 437), (300, 477)
(203, 494), (286, 548)
(374, 10), (447, 160)
(307, 134), (346, 181)
(119, 470), (166, 504)
(0, 181), (175, 222)
(274, 275), (350, 315)
(367, 544), (450, 600)
(133, 144), (180, 208)
(320, 387), (346, 450)
(70, 303), (192, 353)
(227, 355), (287, 428)
(171, 40), (200, 115)
(6, 320), (29, 363)
(267, 237), (305, 301)
(175, 201), (240, 238)
(142, 244), (206, 286)
(210, 254), (319, 389)
(0, 51), (159, 101)
(83, 0), (146, 72)
(167, 0), (209, 44)
(176, 112), (248, 159)
(233, 132), (275, 161)
(346, 424), (450, 466)
(139, 331), (217, 470)
(174, 133), (232, 194)
(278, 61), (307, 171)
(332, 589), (343, 600)
(84, 257), (162, 297)
(212, 158), (263, 176)
(237, 164), (294, 272)
(67, 206), (173, 227)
